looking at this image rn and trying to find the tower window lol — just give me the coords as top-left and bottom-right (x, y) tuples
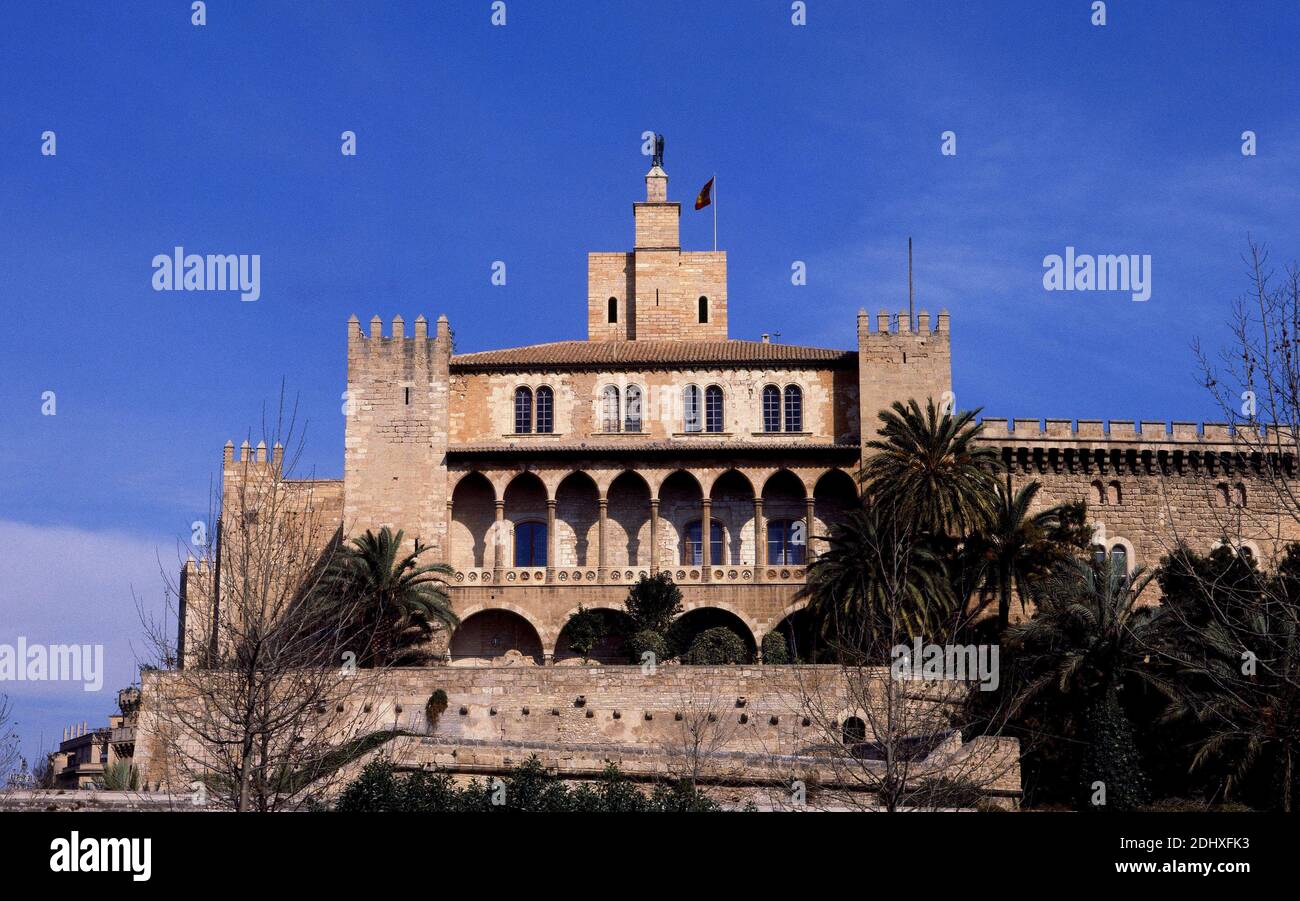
(783, 385), (803, 432)
(762, 385), (781, 432)
(698, 296), (709, 323)
(608, 297), (618, 324)
(625, 385), (642, 432)
(683, 385), (702, 433)
(404, 387), (411, 405)
(514, 387), (533, 434)
(601, 385), (621, 433)
(535, 386), (553, 434)
(705, 385), (724, 433)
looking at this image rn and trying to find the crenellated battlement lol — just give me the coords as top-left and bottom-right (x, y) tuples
(856, 308), (950, 337)
(222, 439), (284, 465)
(347, 313), (450, 343)
(978, 418), (1291, 446)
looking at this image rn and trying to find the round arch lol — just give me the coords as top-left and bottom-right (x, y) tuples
(673, 604), (759, 662)
(449, 607), (546, 665)
(450, 471), (496, 570)
(553, 606), (637, 664)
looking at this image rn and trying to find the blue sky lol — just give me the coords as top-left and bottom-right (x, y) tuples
(1, 0), (1297, 763)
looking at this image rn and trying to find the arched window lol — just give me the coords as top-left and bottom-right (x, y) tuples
(683, 385), (702, 433)
(607, 296), (618, 324)
(705, 385), (724, 433)
(1109, 544), (1129, 574)
(1217, 483), (1231, 508)
(1091, 544), (1107, 566)
(514, 387), (533, 434)
(784, 385), (803, 432)
(684, 520), (724, 565)
(624, 385), (642, 433)
(843, 716), (866, 746)
(762, 385), (781, 432)
(1091, 480), (1107, 505)
(1109, 480), (1123, 504)
(535, 386), (553, 434)
(1236, 483), (1248, 507)
(601, 385), (621, 433)
(514, 522), (547, 567)
(767, 519), (807, 565)
(698, 296), (709, 323)
(1238, 545), (1256, 564)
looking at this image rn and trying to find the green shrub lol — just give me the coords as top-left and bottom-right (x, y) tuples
(564, 605), (608, 661)
(761, 631), (790, 664)
(682, 627), (750, 665)
(628, 629), (668, 664)
(99, 760), (140, 791)
(624, 573), (684, 634)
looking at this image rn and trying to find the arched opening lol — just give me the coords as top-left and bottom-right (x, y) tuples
(1109, 479), (1122, 504)
(535, 386), (554, 434)
(814, 468), (859, 558)
(682, 385), (702, 432)
(504, 472), (548, 567)
(843, 716), (867, 746)
(553, 608), (637, 664)
(659, 470), (703, 566)
(600, 385), (621, 433)
(771, 606), (821, 663)
(704, 385), (724, 433)
(698, 295), (709, 323)
(450, 472), (495, 569)
(1091, 480), (1107, 505)
(709, 469), (755, 565)
(555, 471), (600, 567)
(762, 385), (781, 432)
(783, 385), (803, 432)
(762, 470), (807, 564)
(672, 607), (756, 663)
(624, 385), (642, 433)
(1109, 543), (1129, 574)
(606, 470), (651, 567)
(449, 609), (544, 665)
(607, 296), (618, 324)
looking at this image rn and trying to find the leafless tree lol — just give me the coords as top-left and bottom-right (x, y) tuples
(138, 393), (413, 811)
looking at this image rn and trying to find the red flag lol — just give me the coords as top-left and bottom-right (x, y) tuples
(694, 177), (714, 211)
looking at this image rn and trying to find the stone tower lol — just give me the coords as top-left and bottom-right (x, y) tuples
(587, 163), (728, 341)
(856, 309), (953, 454)
(342, 313), (452, 553)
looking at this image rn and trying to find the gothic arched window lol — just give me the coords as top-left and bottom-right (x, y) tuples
(704, 385), (724, 433)
(514, 387), (533, 434)
(762, 385), (781, 432)
(601, 385), (621, 433)
(535, 386), (553, 434)
(624, 385), (642, 433)
(784, 385), (803, 432)
(683, 385), (702, 433)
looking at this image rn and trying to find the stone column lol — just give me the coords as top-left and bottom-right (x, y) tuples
(701, 497), (712, 582)
(445, 500), (454, 568)
(546, 498), (557, 582)
(648, 497), (660, 574)
(803, 496), (817, 565)
(753, 497), (765, 582)
(597, 496), (608, 581)
(493, 500), (506, 572)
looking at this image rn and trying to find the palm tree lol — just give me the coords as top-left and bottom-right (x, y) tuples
(1007, 557), (1170, 811)
(859, 397), (1000, 540)
(801, 503), (956, 654)
(321, 527), (459, 666)
(965, 479), (1080, 631)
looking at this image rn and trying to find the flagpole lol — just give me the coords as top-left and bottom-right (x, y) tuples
(712, 173), (717, 251)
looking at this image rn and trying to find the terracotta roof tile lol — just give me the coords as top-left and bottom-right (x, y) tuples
(450, 339), (857, 371)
